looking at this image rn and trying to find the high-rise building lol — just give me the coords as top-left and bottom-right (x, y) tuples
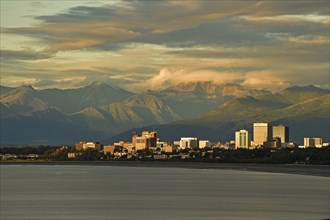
(304, 137), (323, 148)
(272, 125), (289, 143)
(253, 123), (272, 146)
(235, 130), (251, 149)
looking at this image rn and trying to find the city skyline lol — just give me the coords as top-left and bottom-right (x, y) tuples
(1, 1), (329, 92)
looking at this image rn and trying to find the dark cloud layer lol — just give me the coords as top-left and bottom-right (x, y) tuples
(1, 50), (53, 60)
(1, 1), (329, 91)
(4, 0), (328, 52)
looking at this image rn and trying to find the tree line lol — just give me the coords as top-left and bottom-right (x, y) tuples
(1, 145), (329, 165)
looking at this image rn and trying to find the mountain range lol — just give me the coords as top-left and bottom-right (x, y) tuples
(0, 81), (329, 145)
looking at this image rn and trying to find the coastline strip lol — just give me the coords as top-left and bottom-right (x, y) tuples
(1, 161), (329, 177)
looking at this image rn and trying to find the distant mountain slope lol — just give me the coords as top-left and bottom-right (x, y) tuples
(270, 94), (329, 120)
(0, 85), (48, 116)
(278, 85), (329, 104)
(159, 81), (271, 118)
(268, 94), (330, 143)
(186, 85), (329, 127)
(71, 92), (182, 134)
(0, 82), (135, 116)
(0, 85), (15, 96)
(181, 95), (288, 127)
(38, 81), (134, 113)
(107, 87), (329, 144)
(162, 81), (270, 99)
(0, 108), (99, 145)
(1, 82), (328, 145)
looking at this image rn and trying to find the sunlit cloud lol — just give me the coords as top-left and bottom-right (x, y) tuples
(0, 0), (329, 91)
(241, 14), (330, 24)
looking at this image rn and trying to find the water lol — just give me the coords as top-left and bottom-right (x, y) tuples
(0, 165), (329, 220)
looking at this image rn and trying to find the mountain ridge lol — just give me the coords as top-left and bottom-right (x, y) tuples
(106, 87), (329, 145)
(0, 82), (329, 145)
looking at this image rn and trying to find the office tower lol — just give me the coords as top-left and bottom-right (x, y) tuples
(272, 125), (289, 143)
(253, 123), (272, 146)
(235, 130), (251, 149)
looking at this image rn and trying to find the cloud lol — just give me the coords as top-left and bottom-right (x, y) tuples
(129, 68), (243, 91)
(32, 76), (87, 89)
(129, 68), (293, 92)
(4, 1), (328, 52)
(1, 49), (53, 60)
(1, 1), (329, 90)
(30, 2), (45, 8)
(241, 71), (290, 91)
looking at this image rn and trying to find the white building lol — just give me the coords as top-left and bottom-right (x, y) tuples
(179, 137), (198, 149)
(235, 130), (251, 149)
(304, 137), (323, 148)
(199, 140), (211, 149)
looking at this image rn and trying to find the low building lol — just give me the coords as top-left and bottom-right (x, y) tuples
(103, 145), (115, 155)
(114, 141), (125, 147)
(179, 137), (198, 150)
(68, 152), (76, 158)
(199, 140), (211, 149)
(132, 131), (157, 151)
(163, 145), (174, 153)
(263, 137), (281, 148)
(153, 154), (168, 160)
(52, 146), (69, 155)
(126, 145), (136, 154)
(156, 141), (174, 153)
(76, 142), (102, 151)
(282, 142), (298, 148)
(75, 142), (84, 151)
(123, 142), (134, 150)
(83, 142), (102, 151)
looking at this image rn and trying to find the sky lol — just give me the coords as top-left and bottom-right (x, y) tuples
(0, 0), (329, 92)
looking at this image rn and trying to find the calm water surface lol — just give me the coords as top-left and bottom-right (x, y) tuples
(0, 165), (329, 220)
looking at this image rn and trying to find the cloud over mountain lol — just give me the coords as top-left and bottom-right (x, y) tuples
(1, 1), (329, 91)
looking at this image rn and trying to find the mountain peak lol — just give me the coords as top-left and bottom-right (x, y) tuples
(281, 85), (328, 94)
(17, 84), (35, 91)
(89, 81), (109, 88)
(163, 81), (270, 98)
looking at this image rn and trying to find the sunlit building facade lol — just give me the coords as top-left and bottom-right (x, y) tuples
(235, 130), (251, 149)
(253, 123), (272, 146)
(272, 125), (289, 143)
(304, 137), (323, 148)
(179, 137), (198, 149)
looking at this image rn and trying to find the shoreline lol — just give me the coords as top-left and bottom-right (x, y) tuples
(1, 161), (329, 177)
